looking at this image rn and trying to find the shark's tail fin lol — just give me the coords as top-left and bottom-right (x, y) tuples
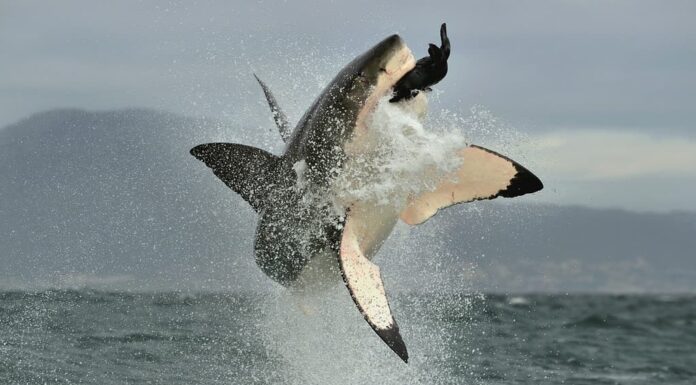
(190, 143), (284, 212)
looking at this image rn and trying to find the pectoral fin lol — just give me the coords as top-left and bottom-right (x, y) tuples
(401, 145), (543, 225)
(338, 212), (408, 363)
(190, 143), (281, 212)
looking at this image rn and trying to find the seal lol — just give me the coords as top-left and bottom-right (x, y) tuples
(390, 23), (451, 102)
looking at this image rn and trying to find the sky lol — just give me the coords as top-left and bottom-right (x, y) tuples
(1, 0), (695, 212)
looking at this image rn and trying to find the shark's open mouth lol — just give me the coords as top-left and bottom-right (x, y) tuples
(339, 40), (462, 209)
(353, 43), (416, 140)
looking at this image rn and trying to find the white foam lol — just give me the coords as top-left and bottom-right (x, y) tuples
(333, 95), (467, 209)
(258, 286), (468, 385)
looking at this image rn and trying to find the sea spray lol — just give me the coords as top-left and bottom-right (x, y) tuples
(254, 97), (481, 384)
(257, 286), (474, 385)
(333, 96), (467, 209)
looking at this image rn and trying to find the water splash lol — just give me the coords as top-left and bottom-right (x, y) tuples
(334, 96), (467, 209)
(257, 286), (477, 385)
(254, 97), (506, 384)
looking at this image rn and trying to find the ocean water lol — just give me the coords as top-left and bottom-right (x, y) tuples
(1, 289), (694, 384)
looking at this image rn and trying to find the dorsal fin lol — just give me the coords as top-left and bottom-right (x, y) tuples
(253, 74), (292, 142)
(190, 143), (281, 212)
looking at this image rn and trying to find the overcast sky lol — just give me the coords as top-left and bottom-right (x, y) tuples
(1, 1), (695, 212)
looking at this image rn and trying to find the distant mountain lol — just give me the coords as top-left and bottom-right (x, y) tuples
(386, 204), (696, 293)
(0, 109), (263, 291)
(1, 109), (694, 292)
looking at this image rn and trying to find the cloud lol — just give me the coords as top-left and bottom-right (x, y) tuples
(2, 1), (696, 212)
(2, 0), (696, 133)
(529, 130), (696, 181)
(509, 129), (696, 212)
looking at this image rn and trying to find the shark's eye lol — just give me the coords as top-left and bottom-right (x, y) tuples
(379, 67), (387, 72)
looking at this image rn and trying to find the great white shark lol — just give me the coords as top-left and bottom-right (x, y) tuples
(190, 29), (543, 362)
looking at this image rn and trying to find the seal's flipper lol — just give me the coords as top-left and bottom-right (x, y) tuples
(253, 74), (292, 142)
(190, 143), (281, 212)
(338, 213), (408, 363)
(439, 23), (450, 59)
(401, 145), (543, 225)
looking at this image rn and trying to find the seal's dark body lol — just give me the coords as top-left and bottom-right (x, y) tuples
(390, 23), (451, 103)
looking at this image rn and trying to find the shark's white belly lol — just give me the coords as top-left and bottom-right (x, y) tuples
(292, 93), (428, 291)
(291, 202), (401, 291)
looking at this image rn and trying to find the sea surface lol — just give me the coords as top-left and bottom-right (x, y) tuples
(1, 290), (694, 384)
